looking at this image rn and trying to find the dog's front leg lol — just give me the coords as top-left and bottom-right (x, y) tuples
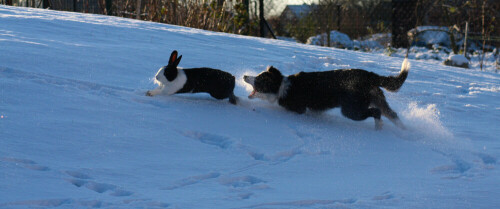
(146, 87), (164, 96)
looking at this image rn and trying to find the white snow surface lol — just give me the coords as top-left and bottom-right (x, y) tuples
(307, 31), (382, 50)
(1, 6), (500, 209)
(307, 31), (353, 48)
(411, 26), (451, 47)
(448, 54), (469, 65)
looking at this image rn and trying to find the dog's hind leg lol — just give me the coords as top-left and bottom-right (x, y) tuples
(341, 106), (383, 130)
(370, 88), (405, 129)
(369, 108), (383, 130)
(340, 102), (383, 130)
(229, 93), (238, 105)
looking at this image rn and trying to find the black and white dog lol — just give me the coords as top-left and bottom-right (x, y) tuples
(243, 59), (410, 129)
(147, 50), (238, 104)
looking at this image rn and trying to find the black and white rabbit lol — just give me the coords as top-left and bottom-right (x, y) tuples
(147, 50), (238, 104)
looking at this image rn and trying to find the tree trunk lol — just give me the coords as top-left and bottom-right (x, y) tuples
(136, 0), (141, 20)
(259, 0), (265, 37)
(106, 0), (112, 15)
(244, 0), (249, 28)
(42, 0), (49, 8)
(391, 0), (416, 48)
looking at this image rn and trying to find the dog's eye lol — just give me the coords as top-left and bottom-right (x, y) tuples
(254, 74), (280, 93)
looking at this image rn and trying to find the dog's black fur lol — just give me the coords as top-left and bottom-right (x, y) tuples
(244, 59), (410, 129)
(147, 50), (238, 104)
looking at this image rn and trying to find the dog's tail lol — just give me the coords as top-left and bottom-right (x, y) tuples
(379, 58), (410, 92)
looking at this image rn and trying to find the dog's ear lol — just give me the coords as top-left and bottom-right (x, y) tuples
(267, 66), (282, 76)
(169, 50), (178, 65)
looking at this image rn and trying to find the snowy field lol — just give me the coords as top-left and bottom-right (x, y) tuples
(1, 6), (499, 208)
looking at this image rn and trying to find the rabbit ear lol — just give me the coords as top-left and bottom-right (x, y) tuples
(169, 50), (178, 65)
(174, 55), (182, 66)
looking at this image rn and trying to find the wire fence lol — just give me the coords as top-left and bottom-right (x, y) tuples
(3, 0), (500, 69)
(266, 0), (499, 70)
(267, 0), (499, 48)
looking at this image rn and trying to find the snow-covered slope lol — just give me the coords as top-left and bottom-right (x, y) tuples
(1, 6), (499, 208)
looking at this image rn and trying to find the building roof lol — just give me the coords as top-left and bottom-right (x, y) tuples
(282, 4), (313, 19)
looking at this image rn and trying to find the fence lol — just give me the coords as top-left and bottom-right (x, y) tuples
(266, 0), (499, 48)
(3, 0), (499, 59)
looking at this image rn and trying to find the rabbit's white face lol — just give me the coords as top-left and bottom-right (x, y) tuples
(153, 67), (187, 95)
(154, 66), (168, 87)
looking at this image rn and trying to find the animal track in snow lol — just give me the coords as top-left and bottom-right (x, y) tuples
(163, 172), (221, 190)
(0, 197), (166, 208)
(67, 179), (87, 187)
(179, 130), (233, 149)
(219, 176), (269, 201)
(66, 170), (92, 179)
(246, 150), (267, 161)
(372, 191), (395, 200)
(241, 198), (357, 208)
(122, 199), (170, 208)
(110, 189), (134, 197)
(269, 149), (303, 163)
(85, 182), (118, 193)
(430, 149), (498, 180)
(0, 198), (73, 208)
(0, 67), (132, 97)
(0, 198), (116, 208)
(237, 192), (253, 200)
(218, 175), (266, 188)
(431, 157), (472, 179)
(239, 125), (311, 163)
(244, 148), (303, 164)
(289, 126), (320, 141)
(65, 170), (134, 196)
(79, 181), (133, 196)
(474, 153), (497, 165)
(1, 157), (50, 171)
(242, 125), (328, 164)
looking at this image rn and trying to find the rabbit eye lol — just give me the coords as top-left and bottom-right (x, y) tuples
(164, 68), (178, 81)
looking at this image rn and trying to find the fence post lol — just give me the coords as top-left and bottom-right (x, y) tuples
(106, 0), (112, 15)
(244, 0), (249, 27)
(337, 5), (341, 31)
(136, 0), (141, 19)
(259, 0), (265, 37)
(464, 21), (468, 57)
(330, 4), (341, 47)
(42, 0), (49, 8)
(391, 0), (416, 48)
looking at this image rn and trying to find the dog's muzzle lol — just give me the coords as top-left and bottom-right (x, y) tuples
(243, 75), (255, 85)
(243, 75), (257, 99)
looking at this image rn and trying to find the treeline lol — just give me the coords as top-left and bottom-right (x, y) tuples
(268, 0), (499, 47)
(4, 0), (499, 48)
(39, 0), (260, 36)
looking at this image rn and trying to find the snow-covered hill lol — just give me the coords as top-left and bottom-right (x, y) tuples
(1, 6), (499, 208)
